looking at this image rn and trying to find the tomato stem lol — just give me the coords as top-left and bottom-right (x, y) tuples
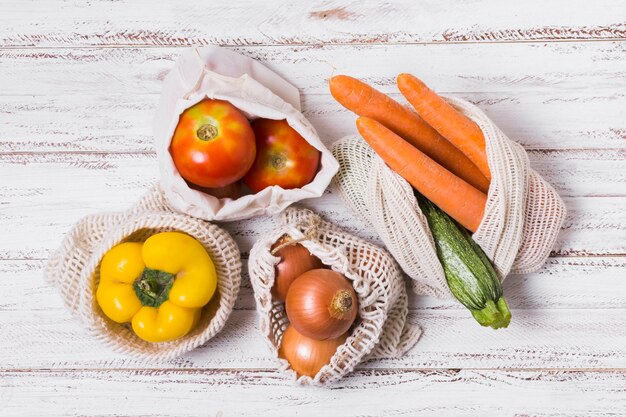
(197, 123), (218, 141)
(270, 153), (287, 170)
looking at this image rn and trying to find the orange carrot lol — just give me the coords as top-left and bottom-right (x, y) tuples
(356, 116), (486, 232)
(397, 73), (491, 180)
(330, 75), (490, 193)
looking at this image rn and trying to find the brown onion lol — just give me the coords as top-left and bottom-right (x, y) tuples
(285, 269), (358, 340)
(271, 237), (323, 301)
(279, 324), (347, 377)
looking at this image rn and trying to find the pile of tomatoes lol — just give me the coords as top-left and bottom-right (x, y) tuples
(170, 99), (321, 199)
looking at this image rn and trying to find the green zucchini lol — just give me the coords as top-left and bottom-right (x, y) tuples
(416, 194), (511, 329)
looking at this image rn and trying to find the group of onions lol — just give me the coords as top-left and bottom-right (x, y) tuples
(271, 237), (359, 377)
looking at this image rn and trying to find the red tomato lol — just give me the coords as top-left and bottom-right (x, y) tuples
(243, 119), (321, 192)
(170, 99), (256, 188)
(188, 181), (242, 200)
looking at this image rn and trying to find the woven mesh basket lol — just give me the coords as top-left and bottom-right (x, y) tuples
(332, 96), (567, 297)
(248, 207), (421, 385)
(45, 185), (242, 361)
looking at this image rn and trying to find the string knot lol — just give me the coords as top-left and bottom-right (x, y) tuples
(271, 209), (321, 254)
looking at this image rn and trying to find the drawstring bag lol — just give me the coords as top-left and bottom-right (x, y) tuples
(332, 96), (567, 297)
(44, 185), (242, 361)
(153, 46), (339, 221)
(248, 207), (421, 386)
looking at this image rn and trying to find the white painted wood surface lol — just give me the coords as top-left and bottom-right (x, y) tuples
(1, 1), (625, 416)
(2, 370), (626, 417)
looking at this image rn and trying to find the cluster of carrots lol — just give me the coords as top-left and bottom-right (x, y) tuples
(329, 74), (490, 232)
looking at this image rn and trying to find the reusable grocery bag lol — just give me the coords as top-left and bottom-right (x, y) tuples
(154, 46), (339, 221)
(45, 186), (242, 360)
(248, 207), (421, 385)
(332, 96), (567, 297)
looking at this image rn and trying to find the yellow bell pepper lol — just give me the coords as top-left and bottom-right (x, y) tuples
(96, 232), (217, 343)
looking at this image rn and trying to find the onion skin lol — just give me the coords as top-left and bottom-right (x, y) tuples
(285, 269), (358, 340)
(271, 237), (324, 301)
(279, 325), (348, 377)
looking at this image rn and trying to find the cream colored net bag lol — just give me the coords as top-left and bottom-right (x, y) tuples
(44, 185), (242, 361)
(332, 97), (567, 298)
(248, 207), (421, 386)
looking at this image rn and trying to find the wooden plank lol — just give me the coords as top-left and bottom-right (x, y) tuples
(1, 369), (625, 416)
(2, 301), (626, 370)
(2, 91), (625, 153)
(307, 93), (626, 152)
(1, 148), (622, 199)
(1, 0), (625, 47)
(0, 3), (623, 414)
(2, 43), (625, 97)
(1, 192), (624, 260)
(0, 152), (623, 259)
(5, 256), (625, 313)
(528, 149), (626, 197)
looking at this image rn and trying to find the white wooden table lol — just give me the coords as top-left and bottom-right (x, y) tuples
(1, 1), (625, 415)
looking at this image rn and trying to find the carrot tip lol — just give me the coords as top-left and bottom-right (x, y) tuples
(397, 73), (427, 90)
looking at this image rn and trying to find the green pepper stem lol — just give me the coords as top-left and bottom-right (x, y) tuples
(133, 268), (175, 308)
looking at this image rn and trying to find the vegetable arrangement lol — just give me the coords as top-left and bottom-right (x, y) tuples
(51, 46), (568, 373)
(96, 232), (217, 342)
(271, 237), (358, 377)
(170, 98), (322, 199)
(330, 73), (511, 329)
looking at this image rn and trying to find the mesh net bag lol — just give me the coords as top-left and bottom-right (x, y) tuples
(248, 207), (421, 386)
(331, 96), (567, 298)
(44, 185), (242, 361)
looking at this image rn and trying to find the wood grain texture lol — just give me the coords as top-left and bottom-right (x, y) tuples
(1, 0), (626, 413)
(0, 151), (624, 259)
(2, 304), (626, 370)
(2, 42), (626, 95)
(3, 256), (625, 313)
(1, 42), (625, 154)
(2, 369), (625, 417)
(1, 253), (625, 371)
(2, 92), (626, 153)
(1, 0), (625, 47)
